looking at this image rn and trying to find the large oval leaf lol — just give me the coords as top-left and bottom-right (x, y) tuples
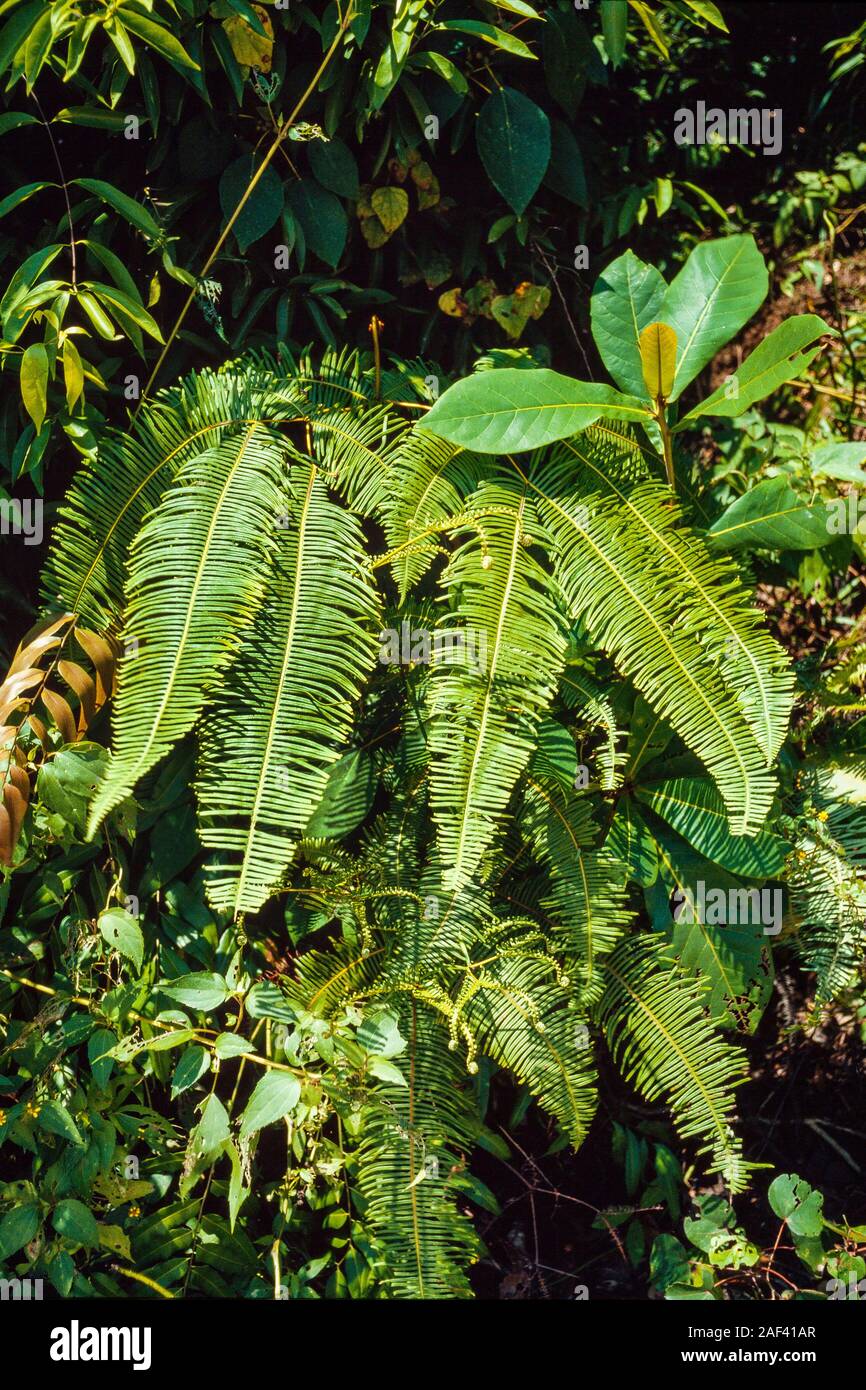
(422, 368), (650, 453)
(590, 250), (667, 397)
(662, 234), (768, 401)
(476, 87), (550, 215)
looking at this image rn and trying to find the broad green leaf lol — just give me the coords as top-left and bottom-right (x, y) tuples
(308, 138), (359, 198)
(0, 111), (37, 136)
(36, 1100), (83, 1146)
(408, 50), (468, 95)
(542, 6), (593, 118)
(305, 748), (377, 840)
(437, 20), (537, 60)
(219, 155), (283, 253)
(75, 179), (162, 241)
(422, 367), (651, 453)
(285, 179), (347, 267)
(20, 342), (49, 432)
(0, 1), (43, 79)
(590, 250), (667, 397)
(600, 0), (628, 66)
(543, 119), (588, 207)
(706, 475), (835, 552)
(98, 907), (144, 971)
(214, 1032), (254, 1059)
(636, 777), (788, 876)
(811, 441), (866, 483)
(53, 1198), (99, 1247)
(676, 315), (834, 426)
(369, 1057), (408, 1086)
(681, 0), (728, 30)
(171, 1045), (210, 1098)
(476, 87), (550, 215)
(357, 1011), (406, 1059)
(183, 1094), (231, 1185)
(639, 321), (677, 400)
(80, 280), (163, 342)
(662, 234), (768, 401)
(87, 1027), (117, 1088)
(0, 1203), (39, 1258)
(371, 0), (426, 109)
(238, 1070), (301, 1139)
(162, 972), (231, 1012)
(768, 1174), (824, 1237)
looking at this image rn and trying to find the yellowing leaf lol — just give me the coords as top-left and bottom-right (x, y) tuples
(438, 287), (467, 318)
(490, 281), (550, 340)
(639, 321), (677, 400)
(62, 337), (84, 412)
(371, 186), (409, 235)
(20, 342), (49, 432)
(222, 6), (274, 71)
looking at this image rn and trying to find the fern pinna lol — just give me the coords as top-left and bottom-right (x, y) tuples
(29, 235), (856, 1297)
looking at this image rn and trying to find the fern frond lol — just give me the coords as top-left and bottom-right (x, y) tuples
(42, 366), (286, 630)
(196, 462), (380, 915)
(526, 441), (778, 835)
(87, 423), (288, 834)
(556, 428), (794, 763)
(354, 1002), (482, 1298)
(461, 925), (598, 1147)
(521, 780), (631, 1003)
(427, 479), (569, 892)
(596, 936), (750, 1192)
(384, 432), (489, 599)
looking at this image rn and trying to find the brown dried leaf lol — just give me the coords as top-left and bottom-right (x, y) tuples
(40, 688), (78, 745)
(58, 660), (97, 728)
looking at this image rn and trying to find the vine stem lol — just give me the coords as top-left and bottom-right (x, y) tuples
(32, 92), (77, 289)
(136, 1), (356, 411)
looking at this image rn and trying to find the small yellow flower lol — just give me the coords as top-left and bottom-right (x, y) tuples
(818, 810), (829, 822)
(128, 1204), (141, 1219)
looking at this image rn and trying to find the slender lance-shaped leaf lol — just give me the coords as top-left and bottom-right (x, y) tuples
(87, 424), (288, 835)
(675, 314), (835, 427)
(662, 234), (768, 401)
(427, 478), (568, 892)
(706, 475), (836, 552)
(421, 368), (651, 454)
(197, 461), (380, 916)
(591, 250), (669, 397)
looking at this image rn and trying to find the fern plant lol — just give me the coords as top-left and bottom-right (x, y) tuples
(9, 234), (857, 1298)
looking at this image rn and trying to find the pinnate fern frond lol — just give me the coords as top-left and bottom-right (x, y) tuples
(427, 478), (569, 892)
(196, 461), (380, 916)
(596, 936), (750, 1193)
(87, 423), (288, 834)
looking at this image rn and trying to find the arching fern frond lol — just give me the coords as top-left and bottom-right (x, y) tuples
(427, 478), (569, 892)
(196, 461), (380, 916)
(87, 423), (288, 834)
(526, 444), (777, 835)
(596, 936), (750, 1193)
(520, 780), (631, 1004)
(354, 1002), (482, 1299)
